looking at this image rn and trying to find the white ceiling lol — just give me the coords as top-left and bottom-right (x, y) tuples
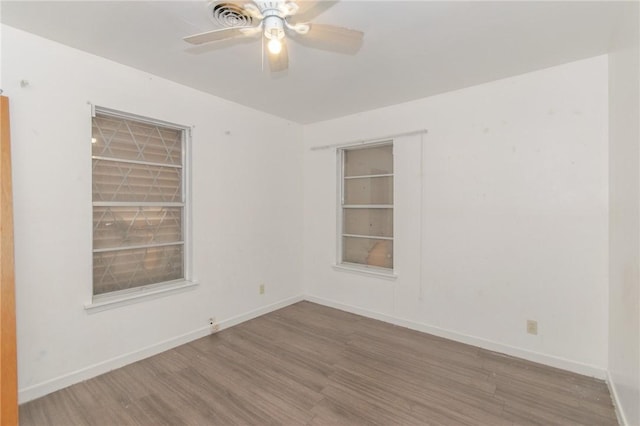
(1, 1), (625, 124)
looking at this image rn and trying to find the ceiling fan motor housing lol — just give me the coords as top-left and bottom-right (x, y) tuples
(254, 1), (288, 15)
(264, 15), (285, 40)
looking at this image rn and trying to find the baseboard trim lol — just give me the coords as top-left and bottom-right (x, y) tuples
(606, 371), (629, 426)
(216, 295), (305, 331)
(304, 294), (607, 380)
(18, 294), (304, 404)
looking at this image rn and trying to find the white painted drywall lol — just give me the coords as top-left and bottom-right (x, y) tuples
(303, 56), (609, 376)
(608, 2), (640, 424)
(1, 25), (304, 402)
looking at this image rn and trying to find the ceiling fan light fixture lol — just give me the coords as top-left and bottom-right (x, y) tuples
(265, 23), (285, 54)
(267, 37), (283, 54)
(263, 15), (284, 38)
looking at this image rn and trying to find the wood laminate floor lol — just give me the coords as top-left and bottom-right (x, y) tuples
(20, 301), (618, 426)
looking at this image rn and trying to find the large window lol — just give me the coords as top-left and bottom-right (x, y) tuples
(339, 142), (394, 270)
(91, 109), (188, 297)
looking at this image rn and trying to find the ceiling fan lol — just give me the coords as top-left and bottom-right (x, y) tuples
(183, 1), (364, 72)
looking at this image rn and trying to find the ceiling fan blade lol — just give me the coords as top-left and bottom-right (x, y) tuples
(183, 26), (257, 45)
(296, 23), (363, 54)
(289, 1), (338, 23)
(268, 38), (289, 72)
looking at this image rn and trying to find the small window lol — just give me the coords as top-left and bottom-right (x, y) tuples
(339, 142), (394, 270)
(91, 109), (189, 297)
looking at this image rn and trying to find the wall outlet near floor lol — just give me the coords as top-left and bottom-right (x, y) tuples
(209, 317), (220, 334)
(259, 284), (265, 295)
(526, 319), (538, 335)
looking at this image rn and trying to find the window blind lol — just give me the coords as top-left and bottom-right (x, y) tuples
(92, 112), (185, 295)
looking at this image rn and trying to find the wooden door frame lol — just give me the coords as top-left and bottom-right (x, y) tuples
(1, 95), (18, 425)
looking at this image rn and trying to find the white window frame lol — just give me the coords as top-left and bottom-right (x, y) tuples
(85, 106), (197, 312)
(336, 141), (396, 279)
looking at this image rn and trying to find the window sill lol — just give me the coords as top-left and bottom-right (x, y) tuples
(84, 280), (199, 313)
(333, 263), (397, 280)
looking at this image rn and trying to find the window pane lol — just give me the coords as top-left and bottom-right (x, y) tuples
(92, 159), (182, 202)
(344, 176), (393, 205)
(92, 110), (187, 297)
(92, 115), (182, 166)
(343, 208), (393, 238)
(344, 144), (392, 177)
(342, 237), (393, 269)
(93, 207), (182, 250)
(93, 245), (184, 295)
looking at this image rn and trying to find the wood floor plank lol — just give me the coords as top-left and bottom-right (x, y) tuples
(328, 363), (505, 422)
(218, 332), (332, 396)
(345, 335), (497, 396)
(19, 301), (618, 425)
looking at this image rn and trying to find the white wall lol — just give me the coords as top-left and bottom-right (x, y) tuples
(608, 2), (640, 424)
(303, 56), (609, 377)
(1, 25), (304, 402)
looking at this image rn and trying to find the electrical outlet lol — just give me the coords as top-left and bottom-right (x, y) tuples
(526, 319), (538, 335)
(259, 284), (265, 295)
(209, 317), (220, 334)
